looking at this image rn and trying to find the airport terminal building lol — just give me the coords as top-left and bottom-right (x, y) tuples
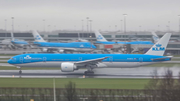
(0, 30), (180, 54)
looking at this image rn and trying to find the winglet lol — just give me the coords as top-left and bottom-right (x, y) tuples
(145, 33), (171, 56)
(94, 31), (108, 42)
(32, 30), (46, 42)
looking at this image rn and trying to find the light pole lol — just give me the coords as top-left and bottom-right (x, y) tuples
(43, 19), (46, 32)
(26, 25), (28, 31)
(120, 20), (123, 32)
(89, 20), (92, 32)
(86, 17), (89, 32)
(139, 26), (141, 32)
(4, 19), (7, 31)
(4, 19), (7, 38)
(158, 25), (160, 32)
(54, 25), (56, 31)
(74, 25), (76, 31)
(115, 25), (117, 31)
(11, 17), (14, 39)
(168, 21), (170, 32)
(166, 25), (169, 32)
(89, 36), (92, 49)
(11, 17), (14, 33)
(178, 15), (180, 33)
(123, 14), (127, 34)
(48, 25), (51, 32)
(109, 26), (111, 31)
(81, 20), (84, 31)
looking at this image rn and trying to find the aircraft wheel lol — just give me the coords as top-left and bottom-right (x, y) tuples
(19, 70), (22, 74)
(84, 71), (94, 75)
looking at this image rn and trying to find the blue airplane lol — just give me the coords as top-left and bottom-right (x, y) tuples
(8, 33), (172, 74)
(95, 31), (154, 45)
(1, 32), (30, 49)
(11, 39), (29, 48)
(32, 31), (96, 53)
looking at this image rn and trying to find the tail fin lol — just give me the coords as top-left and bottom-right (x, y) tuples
(94, 31), (108, 42)
(11, 32), (14, 41)
(151, 32), (160, 43)
(32, 30), (46, 42)
(145, 33), (171, 56)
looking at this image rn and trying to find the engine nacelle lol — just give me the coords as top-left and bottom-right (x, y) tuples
(58, 49), (64, 53)
(41, 48), (48, 52)
(61, 62), (77, 72)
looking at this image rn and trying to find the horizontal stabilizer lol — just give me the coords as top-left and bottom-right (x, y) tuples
(151, 57), (171, 61)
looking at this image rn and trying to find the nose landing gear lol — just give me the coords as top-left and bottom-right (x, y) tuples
(17, 66), (22, 74)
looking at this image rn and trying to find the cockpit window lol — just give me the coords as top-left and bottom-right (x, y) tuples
(10, 57), (13, 60)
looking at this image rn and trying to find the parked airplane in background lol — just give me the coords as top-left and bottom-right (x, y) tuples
(76, 33), (89, 42)
(1, 32), (30, 49)
(32, 31), (96, 53)
(151, 32), (160, 43)
(8, 33), (171, 74)
(95, 31), (154, 45)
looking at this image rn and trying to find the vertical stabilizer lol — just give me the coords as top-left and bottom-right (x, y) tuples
(151, 32), (160, 43)
(94, 31), (108, 42)
(32, 30), (46, 42)
(11, 32), (14, 41)
(145, 33), (171, 56)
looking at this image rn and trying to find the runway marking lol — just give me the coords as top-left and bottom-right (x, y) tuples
(0, 75), (67, 78)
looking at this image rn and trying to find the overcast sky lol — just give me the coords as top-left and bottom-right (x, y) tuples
(0, 0), (180, 32)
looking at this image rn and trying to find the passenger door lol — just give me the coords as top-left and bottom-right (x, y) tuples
(79, 57), (82, 61)
(139, 57), (143, 63)
(43, 57), (46, 62)
(20, 57), (23, 63)
(109, 57), (113, 62)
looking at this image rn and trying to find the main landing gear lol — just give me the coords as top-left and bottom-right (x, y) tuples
(84, 66), (94, 75)
(84, 71), (94, 75)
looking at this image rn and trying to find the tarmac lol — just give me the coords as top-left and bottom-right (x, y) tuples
(0, 67), (180, 78)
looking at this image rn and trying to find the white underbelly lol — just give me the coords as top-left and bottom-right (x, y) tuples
(13, 62), (155, 68)
(104, 62), (155, 68)
(14, 62), (62, 67)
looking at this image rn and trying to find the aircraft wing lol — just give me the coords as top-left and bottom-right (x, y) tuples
(75, 57), (109, 66)
(63, 48), (76, 51)
(47, 48), (76, 51)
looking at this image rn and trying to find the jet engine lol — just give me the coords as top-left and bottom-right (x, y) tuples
(41, 48), (48, 52)
(58, 49), (64, 53)
(61, 62), (77, 72)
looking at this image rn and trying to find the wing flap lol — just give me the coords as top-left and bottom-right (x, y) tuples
(75, 57), (109, 66)
(151, 56), (172, 61)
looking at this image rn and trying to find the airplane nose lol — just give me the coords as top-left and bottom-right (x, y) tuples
(7, 59), (12, 64)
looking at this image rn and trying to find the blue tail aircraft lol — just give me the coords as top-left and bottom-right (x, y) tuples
(95, 31), (154, 45)
(8, 33), (171, 74)
(1, 32), (30, 49)
(32, 31), (96, 53)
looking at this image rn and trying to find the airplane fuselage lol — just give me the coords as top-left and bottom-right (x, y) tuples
(96, 41), (154, 45)
(8, 54), (170, 68)
(34, 42), (96, 48)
